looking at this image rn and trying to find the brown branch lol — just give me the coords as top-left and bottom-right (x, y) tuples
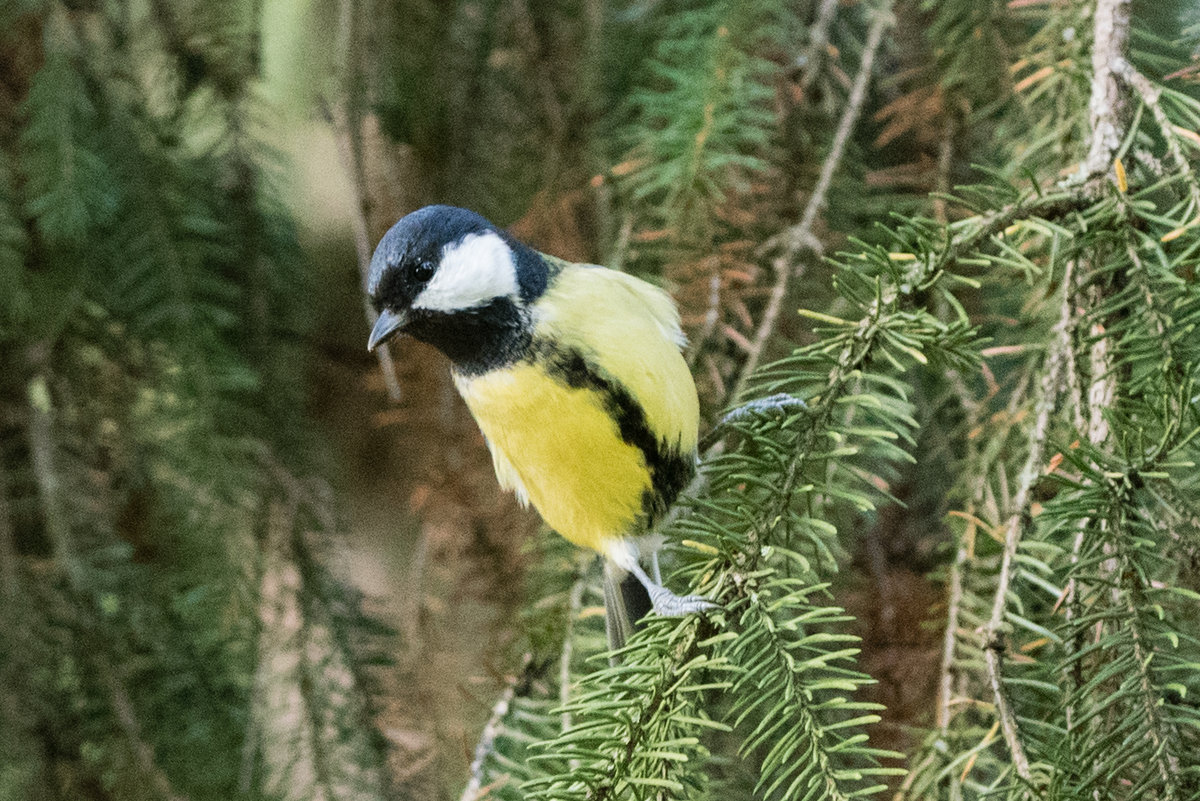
(460, 653), (534, 801)
(980, 282), (1074, 785)
(731, 0), (894, 402)
(95, 652), (191, 801)
(329, 0), (403, 403)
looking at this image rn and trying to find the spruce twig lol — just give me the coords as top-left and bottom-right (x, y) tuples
(460, 653), (534, 801)
(797, 0), (841, 94)
(329, 0), (403, 403)
(1112, 57), (1200, 210)
(1113, 537), (1183, 798)
(979, 281), (1073, 787)
(733, 0), (895, 402)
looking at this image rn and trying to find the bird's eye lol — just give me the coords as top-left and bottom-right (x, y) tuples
(412, 260), (436, 282)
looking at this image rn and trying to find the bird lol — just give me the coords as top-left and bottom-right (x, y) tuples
(365, 204), (715, 649)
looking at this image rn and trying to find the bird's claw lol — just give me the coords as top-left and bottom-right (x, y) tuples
(648, 587), (720, 617)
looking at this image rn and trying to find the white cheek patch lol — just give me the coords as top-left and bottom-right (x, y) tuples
(412, 231), (519, 312)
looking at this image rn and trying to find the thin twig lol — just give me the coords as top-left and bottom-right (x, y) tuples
(25, 372), (82, 585)
(935, 381), (977, 735)
(0, 448), (17, 602)
(687, 272), (722, 368)
(561, 571), (587, 737)
(731, 0), (894, 403)
(797, 0), (841, 94)
(460, 653), (534, 801)
(1113, 57), (1200, 210)
(980, 287), (1073, 785)
(933, 115), (956, 225)
(96, 651), (191, 801)
(329, 0), (403, 403)
(1058, 261), (1087, 434)
(326, 105), (404, 404)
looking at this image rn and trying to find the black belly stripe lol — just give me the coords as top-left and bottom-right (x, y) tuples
(530, 340), (694, 524)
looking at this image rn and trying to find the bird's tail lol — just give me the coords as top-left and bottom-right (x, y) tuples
(602, 560), (652, 657)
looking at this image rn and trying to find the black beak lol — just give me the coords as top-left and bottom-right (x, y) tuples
(367, 308), (408, 352)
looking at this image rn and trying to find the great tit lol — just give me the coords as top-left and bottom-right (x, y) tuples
(366, 205), (714, 648)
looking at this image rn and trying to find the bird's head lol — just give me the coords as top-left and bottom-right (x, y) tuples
(365, 205), (547, 366)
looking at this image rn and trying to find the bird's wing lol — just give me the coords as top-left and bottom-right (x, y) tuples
(534, 264), (700, 455)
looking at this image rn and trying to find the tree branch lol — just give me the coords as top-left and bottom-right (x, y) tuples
(979, 280), (1074, 785)
(1077, 0), (1132, 185)
(732, 0), (894, 402)
(25, 372), (82, 585)
(797, 0), (841, 95)
(95, 651), (191, 801)
(329, 0), (403, 403)
(1112, 57), (1200, 210)
(460, 653), (534, 801)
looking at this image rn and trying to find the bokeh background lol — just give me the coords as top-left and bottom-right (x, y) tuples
(2, 1), (1199, 799)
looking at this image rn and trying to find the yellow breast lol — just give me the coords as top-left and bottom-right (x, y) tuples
(451, 262), (699, 557)
(454, 363), (652, 553)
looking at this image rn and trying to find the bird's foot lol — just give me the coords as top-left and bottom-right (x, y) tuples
(621, 554), (720, 618)
(721, 393), (808, 426)
(646, 584), (720, 617)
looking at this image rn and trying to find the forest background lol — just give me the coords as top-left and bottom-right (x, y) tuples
(1, 0), (1199, 800)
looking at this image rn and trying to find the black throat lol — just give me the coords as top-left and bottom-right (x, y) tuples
(405, 297), (532, 375)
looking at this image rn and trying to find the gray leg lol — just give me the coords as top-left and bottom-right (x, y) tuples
(626, 561), (718, 617)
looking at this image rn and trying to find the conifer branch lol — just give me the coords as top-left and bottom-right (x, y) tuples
(461, 653), (534, 801)
(797, 0), (841, 94)
(734, 0), (894, 402)
(95, 651), (191, 801)
(1112, 538), (1183, 798)
(329, 0), (403, 404)
(1112, 57), (1200, 210)
(581, 621), (705, 801)
(1077, 0), (1132, 187)
(979, 279), (1074, 786)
